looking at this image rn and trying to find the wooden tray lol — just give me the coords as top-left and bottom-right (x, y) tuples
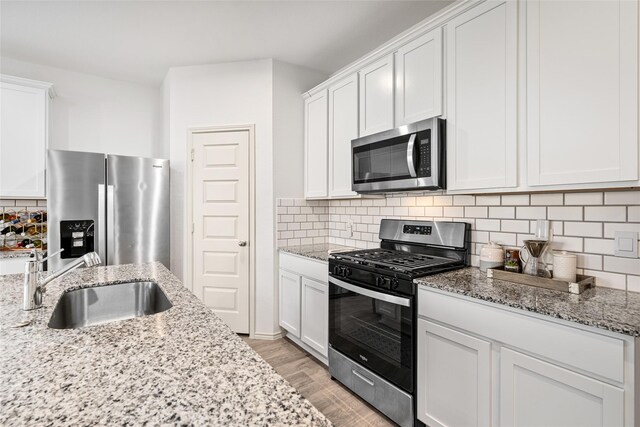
(487, 267), (595, 294)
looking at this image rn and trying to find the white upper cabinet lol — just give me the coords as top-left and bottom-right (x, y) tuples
(446, 0), (518, 191)
(359, 54), (394, 137)
(395, 27), (443, 126)
(328, 74), (359, 198)
(304, 89), (328, 198)
(0, 75), (54, 198)
(526, 0), (639, 187)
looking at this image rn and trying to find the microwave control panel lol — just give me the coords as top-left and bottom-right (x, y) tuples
(417, 137), (431, 178)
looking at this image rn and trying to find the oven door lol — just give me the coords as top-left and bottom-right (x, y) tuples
(329, 276), (414, 393)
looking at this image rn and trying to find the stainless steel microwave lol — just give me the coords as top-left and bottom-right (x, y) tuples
(351, 118), (445, 193)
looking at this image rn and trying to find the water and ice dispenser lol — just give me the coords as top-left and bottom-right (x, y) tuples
(59, 220), (95, 259)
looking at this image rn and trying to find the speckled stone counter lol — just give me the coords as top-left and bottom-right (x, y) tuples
(416, 267), (640, 337)
(0, 262), (331, 426)
(0, 251), (32, 259)
(279, 243), (356, 262)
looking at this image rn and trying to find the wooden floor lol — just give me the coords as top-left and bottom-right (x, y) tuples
(243, 336), (396, 427)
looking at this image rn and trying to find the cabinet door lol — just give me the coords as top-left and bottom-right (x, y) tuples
(417, 319), (491, 427)
(500, 348), (624, 427)
(446, 1), (518, 191)
(395, 27), (443, 126)
(526, 0), (638, 187)
(328, 74), (358, 198)
(359, 54), (394, 137)
(301, 277), (328, 357)
(304, 90), (328, 198)
(0, 82), (48, 198)
(279, 269), (301, 338)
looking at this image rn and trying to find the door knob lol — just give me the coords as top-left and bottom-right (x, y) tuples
(238, 241), (247, 247)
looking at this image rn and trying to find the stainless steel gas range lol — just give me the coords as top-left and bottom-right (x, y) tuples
(328, 219), (470, 427)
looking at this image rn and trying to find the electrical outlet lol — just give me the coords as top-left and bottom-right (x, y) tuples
(614, 231), (638, 258)
(346, 219), (354, 237)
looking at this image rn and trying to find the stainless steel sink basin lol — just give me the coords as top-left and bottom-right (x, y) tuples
(48, 281), (172, 329)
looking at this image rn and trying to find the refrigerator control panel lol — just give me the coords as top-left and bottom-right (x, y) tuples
(60, 220), (95, 259)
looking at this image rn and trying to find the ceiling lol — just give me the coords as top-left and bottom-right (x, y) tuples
(0, 0), (453, 86)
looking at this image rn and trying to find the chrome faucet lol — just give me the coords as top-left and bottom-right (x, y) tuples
(23, 249), (102, 310)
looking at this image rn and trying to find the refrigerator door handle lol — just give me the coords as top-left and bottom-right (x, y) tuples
(106, 184), (115, 265)
(98, 184), (106, 263)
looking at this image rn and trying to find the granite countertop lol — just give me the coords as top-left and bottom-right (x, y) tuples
(0, 251), (32, 259)
(416, 267), (640, 337)
(279, 243), (356, 262)
(0, 262), (330, 426)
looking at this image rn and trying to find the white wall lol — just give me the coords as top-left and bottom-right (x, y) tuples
(165, 59), (275, 336)
(165, 59), (326, 336)
(1, 56), (162, 158)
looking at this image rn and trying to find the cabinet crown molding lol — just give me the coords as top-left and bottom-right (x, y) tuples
(1, 74), (56, 98)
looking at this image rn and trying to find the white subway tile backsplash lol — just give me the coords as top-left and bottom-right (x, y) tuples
(502, 194), (530, 206)
(564, 192), (603, 206)
(476, 219), (501, 231)
(530, 193), (564, 206)
(548, 206), (582, 221)
(516, 206), (546, 220)
(584, 206), (626, 222)
(564, 222), (602, 238)
(603, 256), (640, 275)
(489, 206), (515, 219)
(603, 223), (640, 239)
(501, 220), (530, 233)
(278, 189), (639, 290)
(604, 191), (640, 205)
(464, 207), (488, 218)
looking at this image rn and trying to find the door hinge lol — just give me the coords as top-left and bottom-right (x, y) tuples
(190, 148), (195, 162)
(191, 222), (195, 234)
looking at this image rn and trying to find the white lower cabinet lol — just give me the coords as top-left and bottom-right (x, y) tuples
(500, 348), (624, 427)
(0, 257), (26, 275)
(301, 277), (328, 356)
(278, 252), (329, 362)
(278, 269), (301, 338)
(417, 319), (491, 427)
(417, 287), (635, 426)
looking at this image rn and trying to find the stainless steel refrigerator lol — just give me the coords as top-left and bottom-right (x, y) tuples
(47, 149), (170, 271)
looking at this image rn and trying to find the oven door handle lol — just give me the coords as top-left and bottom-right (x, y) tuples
(406, 133), (417, 178)
(330, 277), (411, 307)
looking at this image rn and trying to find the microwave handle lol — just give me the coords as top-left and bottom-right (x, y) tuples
(406, 133), (417, 178)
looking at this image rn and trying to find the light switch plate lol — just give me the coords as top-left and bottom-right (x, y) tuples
(614, 231), (638, 258)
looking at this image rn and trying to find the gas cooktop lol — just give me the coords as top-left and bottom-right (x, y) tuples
(331, 248), (461, 275)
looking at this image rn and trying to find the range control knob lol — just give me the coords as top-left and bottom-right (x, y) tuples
(391, 278), (400, 290)
(343, 267), (352, 278)
(333, 265), (340, 275)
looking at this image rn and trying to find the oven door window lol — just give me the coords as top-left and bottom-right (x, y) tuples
(329, 280), (414, 392)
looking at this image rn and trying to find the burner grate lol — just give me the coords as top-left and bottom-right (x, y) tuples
(337, 249), (456, 272)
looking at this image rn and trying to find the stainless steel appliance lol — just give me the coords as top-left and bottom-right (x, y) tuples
(47, 150), (169, 271)
(328, 219), (469, 427)
(351, 118), (445, 193)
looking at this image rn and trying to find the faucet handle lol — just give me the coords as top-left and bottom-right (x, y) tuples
(41, 248), (64, 263)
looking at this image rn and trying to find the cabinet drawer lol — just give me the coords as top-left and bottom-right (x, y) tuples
(279, 252), (328, 283)
(418, 287), (625, 383)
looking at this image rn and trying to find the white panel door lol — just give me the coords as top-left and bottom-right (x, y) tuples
(500, 348), (624, 427)
(304, 90), (328, 198)
(279, 269), (301, 338)
(395, 27), (443, 126)
(417, 319), (492, 427)
(446, 0), (518, 190)
(328, 74), (358, 198)
(0, 82), (48, 198)
(301, 277), (328, 357)
(359, 54), (394, 137)
(527, 0), (638, 186)
(192, 130), (250, 333)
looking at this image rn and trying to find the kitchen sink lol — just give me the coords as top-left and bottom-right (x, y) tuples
(48, 281), (173, 329)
